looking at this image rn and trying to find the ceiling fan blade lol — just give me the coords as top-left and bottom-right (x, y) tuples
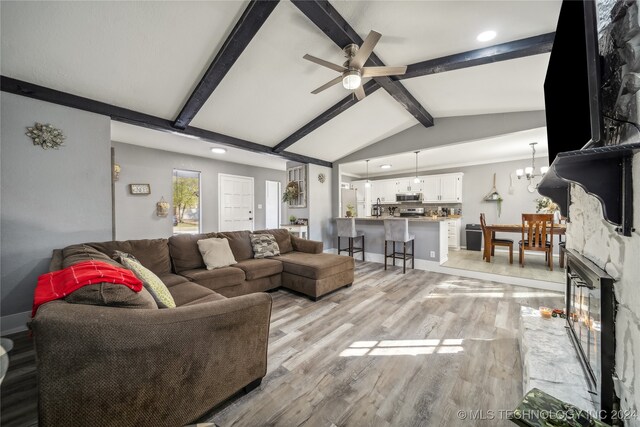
(361, 66), (407, 78)
(355, 85), (366, 101)
(350, 30), (382, 69)
(303, 54), (346, 72)
(311, 76), (343, 94)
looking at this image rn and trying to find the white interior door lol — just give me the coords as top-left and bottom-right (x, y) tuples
(219, 174), (254, 232)
(265, 180), (281, 229)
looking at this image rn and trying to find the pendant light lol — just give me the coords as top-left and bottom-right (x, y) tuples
(413, 151), (421, 184)
(365, 159), (371, 188)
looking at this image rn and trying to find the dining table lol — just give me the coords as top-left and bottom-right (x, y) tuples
(483, 223), (567, 263)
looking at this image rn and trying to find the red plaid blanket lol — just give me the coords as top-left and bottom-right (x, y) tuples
(32, 260), (143, 316)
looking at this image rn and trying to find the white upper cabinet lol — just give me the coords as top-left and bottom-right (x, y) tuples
(370, 179), (398, 203)
(421, 173), (463, 203)
(395, 177), (423, 193)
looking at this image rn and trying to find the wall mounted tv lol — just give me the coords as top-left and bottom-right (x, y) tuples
(544, 0), (603, 164)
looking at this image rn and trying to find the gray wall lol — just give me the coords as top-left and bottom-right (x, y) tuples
(113, 142), (286, 239)
(1, 93), (112, 316)
(308, 164), (334, 249)
(337, 110), (546, 164)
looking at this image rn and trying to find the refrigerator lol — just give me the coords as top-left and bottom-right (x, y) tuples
(341, 189), (358, 217)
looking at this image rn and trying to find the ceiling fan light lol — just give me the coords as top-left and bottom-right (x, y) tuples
(342, 70), (362, 90)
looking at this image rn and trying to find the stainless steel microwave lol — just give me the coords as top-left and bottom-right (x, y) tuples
(396, 193), (423, 203)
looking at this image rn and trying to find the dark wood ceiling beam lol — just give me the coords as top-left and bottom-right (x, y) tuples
(290, 0), (434, 128)
(272, 80), (380, 153)
(173, 0), (280, 129)
(1, 76), (331, 167)
(398, 32), (556, 80)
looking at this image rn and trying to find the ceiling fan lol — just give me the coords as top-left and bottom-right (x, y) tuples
(303, 30), (407, 101)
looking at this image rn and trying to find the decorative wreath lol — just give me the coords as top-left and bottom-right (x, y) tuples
(26, 122), (65, 150)
(282, 181), (300, 203)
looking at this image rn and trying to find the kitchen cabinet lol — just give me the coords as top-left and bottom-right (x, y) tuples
(422, 173), (463, 203)
(395, 178), (423, 193)
(369, 179), (398, 203)
(447, 218), (461, 249)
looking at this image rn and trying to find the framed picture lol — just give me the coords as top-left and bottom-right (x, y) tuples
(129, 184), (151, 195)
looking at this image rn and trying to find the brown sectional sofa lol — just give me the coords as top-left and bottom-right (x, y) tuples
(31, 228), (354, 427)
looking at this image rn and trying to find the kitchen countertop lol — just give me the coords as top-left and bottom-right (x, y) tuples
(337, 216), (449, 222)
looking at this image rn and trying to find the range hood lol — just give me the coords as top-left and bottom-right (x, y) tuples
(537, 142), (639, 236)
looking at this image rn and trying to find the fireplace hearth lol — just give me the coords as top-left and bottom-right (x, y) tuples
(565, 248), (617, 422)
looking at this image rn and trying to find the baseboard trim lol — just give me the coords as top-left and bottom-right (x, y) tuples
(1, 311), (30, 335)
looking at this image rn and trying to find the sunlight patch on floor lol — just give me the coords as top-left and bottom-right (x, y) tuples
(340, 339), (465, 357)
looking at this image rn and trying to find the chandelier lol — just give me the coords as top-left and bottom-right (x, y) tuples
(516, 142), (549, 192)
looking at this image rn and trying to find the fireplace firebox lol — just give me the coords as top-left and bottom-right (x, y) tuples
(565, 249), (616, 422)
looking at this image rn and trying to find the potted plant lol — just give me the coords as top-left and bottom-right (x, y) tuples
(345, 204), (356, 218)
(282, 181), (300, 204)
(289, 215), (297, 225)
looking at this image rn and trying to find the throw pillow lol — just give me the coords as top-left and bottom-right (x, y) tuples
(66, 284), (158, 309)
(114, 252), (176, 309)
(197, 237), (237, 270)
(250, 234), (280, 259)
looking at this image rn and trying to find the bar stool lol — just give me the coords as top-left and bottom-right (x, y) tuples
(384, 218), (415, 274)
(336, 218), (365, 261)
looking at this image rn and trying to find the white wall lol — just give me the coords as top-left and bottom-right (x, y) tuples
(1, 93), (112, 325)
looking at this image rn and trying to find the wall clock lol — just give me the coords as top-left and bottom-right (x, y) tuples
(129, 184), (151, 195)
(318, 173), (326, 183)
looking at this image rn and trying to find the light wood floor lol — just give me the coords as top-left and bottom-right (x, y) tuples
(1, 262), (564, 427)
(444, 249), (565, 284)
(206, 261), (564, 427)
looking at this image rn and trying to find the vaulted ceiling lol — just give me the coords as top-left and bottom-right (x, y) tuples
(0, 0), (561, 168)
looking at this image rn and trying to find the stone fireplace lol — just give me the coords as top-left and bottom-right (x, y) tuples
(562, 0), (640, 424)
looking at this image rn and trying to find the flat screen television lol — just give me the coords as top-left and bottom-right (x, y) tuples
(544, 0), (603, 164)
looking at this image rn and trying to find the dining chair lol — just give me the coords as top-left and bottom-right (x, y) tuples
(479, 213), (513, 264)
(519, 213), (554, 270)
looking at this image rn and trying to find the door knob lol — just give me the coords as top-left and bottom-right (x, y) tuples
(249, 218), (253, 220)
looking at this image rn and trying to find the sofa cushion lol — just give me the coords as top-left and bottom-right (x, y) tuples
(61, 244), (122, 269)
(218, 231), (253, 261)
(250, 234), (280, 259)
(234, 258), (283, 280)
(253, 229), (293, 254)
(274, 252), (355, 280)
(168, 282), (217, 307)
(180, 267), (245, 291)
(180, 292), (227, 307)
(198, 237), (238, 269)
(118, 255), (176, 309)
(167, 233), (209, 273)
(158, 273), (192, 288)
(65, 284), (158, 309)
(88, 239), (172, 276)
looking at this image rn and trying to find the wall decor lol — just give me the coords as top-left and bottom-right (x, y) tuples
(25, 122), (65, 149)
(286, 165), (307, 208)
(156, 197), (170, 217)
(129, 184), (151, 195)
(113, 163), (121, 181)
(317, 173), (326, 183)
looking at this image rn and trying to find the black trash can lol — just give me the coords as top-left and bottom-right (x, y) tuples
(465, 224), (482, 251)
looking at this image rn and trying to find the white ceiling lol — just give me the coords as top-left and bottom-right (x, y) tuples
(111, 122), (287, 171)
(0, 0), (561, 164)
(340, 127), (549, 177)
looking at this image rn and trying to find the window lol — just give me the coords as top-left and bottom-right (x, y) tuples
(173, 169), (201, 234)
(286, 165), (306, 208)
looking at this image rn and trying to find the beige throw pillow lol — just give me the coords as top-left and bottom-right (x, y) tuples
(197, 237), (237, 270)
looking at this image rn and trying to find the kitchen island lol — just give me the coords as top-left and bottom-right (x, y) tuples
(335, 216), (450, 266)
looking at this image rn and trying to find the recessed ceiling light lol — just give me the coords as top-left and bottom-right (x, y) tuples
(476, 30), (497, 42)
(210, 147), (227, 154)
(380, 164), (392, 169)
